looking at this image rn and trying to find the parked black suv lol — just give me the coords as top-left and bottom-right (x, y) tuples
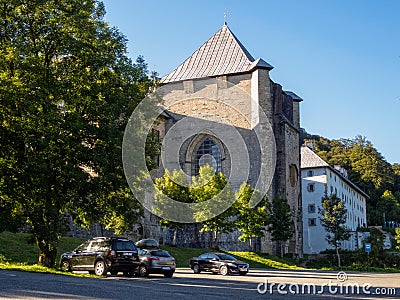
(60, 237), (139, 276)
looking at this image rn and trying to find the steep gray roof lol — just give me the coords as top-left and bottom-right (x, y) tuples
(301, 146), (329, 169)
(161, 24), (273, 83)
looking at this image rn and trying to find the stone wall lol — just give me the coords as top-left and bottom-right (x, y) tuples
(146, 70), (303, 255)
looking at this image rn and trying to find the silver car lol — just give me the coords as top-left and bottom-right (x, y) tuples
(137, 249), (176, 278)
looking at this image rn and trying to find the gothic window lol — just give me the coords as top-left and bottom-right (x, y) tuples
(307, 183), (315, 192)
(308, 204), (316, 213)
(192, 137), (222, 176)
(308, 218), (317, 226)
(289, 164), (298, 187)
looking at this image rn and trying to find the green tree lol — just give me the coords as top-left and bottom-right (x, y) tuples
(192, 165), (236, 248)
(268, 197), (294, 257)
(378, 190), (400, 225)
(319, 194), (351, 267)
(234, 183), (270, 251)
(0, 0), (153, 266)
(395, 228), (400, 250)
(154, 169), (191, 245)
(309, 135), (396, 226)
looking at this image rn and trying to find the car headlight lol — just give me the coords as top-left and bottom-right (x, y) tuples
(227, 263), (237, 268)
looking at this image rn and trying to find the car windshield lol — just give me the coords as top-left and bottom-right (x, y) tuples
(116, 241), (136, 251)
(150, 250), (171, 257)
(216, 254), (237, 261)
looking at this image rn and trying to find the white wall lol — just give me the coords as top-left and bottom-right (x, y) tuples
(302, 167), (367, 254)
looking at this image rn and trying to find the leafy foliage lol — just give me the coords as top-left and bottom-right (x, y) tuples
(154, 169), (191, 245)
(155, 167), (272, 249)
(319, 194), (351, 267)
(234, 183), (270, 251)
(0, 0), (154, 266)
(268, 197), (294, 257)
(395, 228), (400, 250)
(192, 165), (236, 246)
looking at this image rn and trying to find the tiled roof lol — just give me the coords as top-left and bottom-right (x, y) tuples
(161, 24), (273, 83)
(301, 146), (329, 168)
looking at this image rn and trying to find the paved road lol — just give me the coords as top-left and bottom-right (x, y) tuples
(0, 268), (399, 299)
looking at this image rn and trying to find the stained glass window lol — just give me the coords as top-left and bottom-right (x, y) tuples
(192, 137), (222, 176)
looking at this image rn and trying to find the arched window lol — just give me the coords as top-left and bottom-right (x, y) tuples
(192, 137), (222, 176)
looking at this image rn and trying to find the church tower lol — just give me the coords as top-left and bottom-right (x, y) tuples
(148, 24), (303, 256)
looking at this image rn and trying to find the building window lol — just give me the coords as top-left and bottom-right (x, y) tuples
(307, 170), (313, 177)
(308, 204), (316, 213)
(307, 183), (315, 192)
(308, 218), (317, 226)
(192, 137), (222, 176)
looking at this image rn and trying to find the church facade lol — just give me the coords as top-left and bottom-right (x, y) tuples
(144, 24), (303, 256)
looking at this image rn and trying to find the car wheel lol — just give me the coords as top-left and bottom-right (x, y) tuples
(163, 271), (174, 278)
(193, 264), (201, 274)
(219, 265), (229, 276)
(239, 271), (248, 276)
(60, 259), (71, 272)
(138, 265), (148, 277)
(94, 260), (107, 276)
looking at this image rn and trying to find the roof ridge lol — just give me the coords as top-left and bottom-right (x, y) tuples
(161, 25), (273, 83)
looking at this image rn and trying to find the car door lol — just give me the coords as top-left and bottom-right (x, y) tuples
(196, 253), (209, 270)
(206, 253), (219, 271)
(83, 241), (100, 269)
(71, 241), (90, 269)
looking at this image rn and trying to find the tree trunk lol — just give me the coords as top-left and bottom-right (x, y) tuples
(336, 246), (341, 267)
(280, 241), (284, 258)
(193, 224), (201, 248)
(172, 227), (178, 246)
(37, 239), (58, 268)
(249, 237), (253, 251)
(214, 231), (219, 249)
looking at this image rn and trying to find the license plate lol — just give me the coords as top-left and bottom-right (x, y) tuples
(162, 267), (170, 270)
(123, 252), (133, 256)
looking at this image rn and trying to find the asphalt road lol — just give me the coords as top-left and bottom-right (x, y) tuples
(0, 268), (399, 300)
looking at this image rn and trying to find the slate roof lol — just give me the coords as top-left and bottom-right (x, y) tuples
(301, 146), (329, 169)
(283, 91), (303, 102)
(161, 24), (273, 83)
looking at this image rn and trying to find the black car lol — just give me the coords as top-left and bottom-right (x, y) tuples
(136, 249), (176, 278)
(189, 252), (249, 276)
(60, 237), (139, 276)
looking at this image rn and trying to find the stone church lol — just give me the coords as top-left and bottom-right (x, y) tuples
(143, 23), (303, 256)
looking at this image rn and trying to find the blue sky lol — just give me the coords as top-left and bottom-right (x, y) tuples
(102, 0), (400, 163)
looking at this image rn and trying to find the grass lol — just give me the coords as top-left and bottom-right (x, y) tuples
(227, 251), (305, 270)
(0, 231), (91, 276)
(160, 245), (304, 269)
(0, 232), (304, 273)
(1, 231), (398, 274)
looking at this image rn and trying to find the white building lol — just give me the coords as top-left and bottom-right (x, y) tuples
(301, 146), (368, 254)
